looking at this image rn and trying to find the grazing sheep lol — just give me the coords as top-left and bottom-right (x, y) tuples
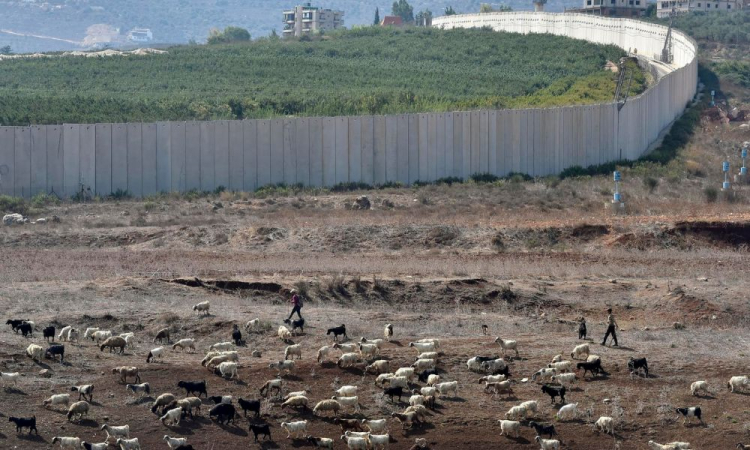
(532, 368), (557, 382)
(541, 384), (566, 404)
(51, 437), (80, 449)
(327, 325), (347, 342)
(92, 330), (112, 343)
(366, 360), (390, 374)
(335, 385), (358, 396)
(551, 373), (576, 388)
(535, 436), (560, 450)
(481, 358), (509, 375)
(412, 359), (436, 372)
(193, 300), (210, 315)
(26, 343), (44, 361)
(260, 379), (283, 397)
(369, 433), (391, 450)
(484, 380), (513, 398)
(333, 342), (360, 353)
(177, 397), (202, 416)
(146, 347), (165, 363)
(556, 402), (578, 421)
(278, 326), (293, 341)
(281, 420), (308, 439)
(520, 400), (539, 418)
(1, 371), (19, 386)
(284, 390), (310, 400)
(648, 441), (692, 450)
(408, 342), (436, 353)
(332, 395), (360, 412)
(126, 382), (150, 397)
(417, 338), (440, 349)
(359, 343), (379, 359)
(81, 441), (110, 450)
(215, 361), (238, 379)
(66, 401), (90, 421)
(690, 381), (708, 396)
(209, 341), (234, 352)
(494, 337), (519, 357)
(729, 376), (749, 393)
(151, 393), (177, 414)
(285, 344), (302, 360)
(548, 361), (573, 373)
(307, 436), (334, 449)
(317, 345), (336, 364)
(208, 403), (236, 425)
(362, 337), (386, 348)
(335, 418), (365, 433)
(570, 343), (590, 360)
(595, 416), (615, 435)
(383, 376), (408, 389)
(43, 325), (55, 342)
(154, 328), (171, 344)
(84, 327), (100, 340)
(528, 421), (557, 438)
(43, 394), (71, 409)
(404, 404), (428, 418)
(249, 423), (272, 442)
(375, 373), (395, 387)
(427, 374), (440, 386)
(172, 339), (196, 353)
(58, 325), (72, 341)
(100, 336), (127, 354)
(505, 405), (527, 420)
(337, 352), (361, 368)
(586, 354), (601, 363)
(120, 333), (136, 348)
(417, 352), (439, 361)
(362, 418), (388, 433)
(71, 385), (94, 402)
(498, 419), (521, 438)
(391, 412), (421, 429)
(163, 435), (188, 449)
(113, 366), (141, 383)
(314, 399), (342, 416)
(435, 381), (458, 397)
(341, 435), (369, 450)
(478, 374), (506, 384)
(204, 353), (237, 369)
(628, 357), (649, 378)
(675, 407), (702, 424)
(244, 318), (261, 332)
(115, 438), (141, 450)
(395, 367), (417, 381)
(419, 386), (437, 398)
(177, 380), (207, 397)
(101, 424), (130, 440)
(281, 395), (309, 410)
(160, 407), (183, 426)
(269, 360), (295, 375)
(409, 394), (426, 406)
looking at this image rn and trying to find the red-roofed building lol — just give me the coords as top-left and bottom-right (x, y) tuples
(381, 16), (404, 27)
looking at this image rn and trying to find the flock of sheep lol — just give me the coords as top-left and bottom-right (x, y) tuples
(4, 299), (750, 450)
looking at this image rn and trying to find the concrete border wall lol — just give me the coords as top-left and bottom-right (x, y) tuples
(0, 13), (697, 198)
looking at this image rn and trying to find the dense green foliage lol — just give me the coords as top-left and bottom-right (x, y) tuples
(713, 61), (750, 87)
(207, 26), (251, 45)
(392, 0), (415, 23)
(0, 27), (632, 125)
(669, 11), (750, 45)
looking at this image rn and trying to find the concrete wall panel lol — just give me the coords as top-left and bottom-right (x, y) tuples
(142, 124), (157, 196)
(360, 116), (374, 185)
(335, 117), (349, 184)
(282, 119), (296, 185)
(242, 120), (257, 191)
(46, 126), (63, 195)
(408, 115), (419, 183)
(373, 116), (386, 185)
(156, 122), (171, 193)
(62, 125), (79, 198)
(470, 111), (480, 175)
(348, 117), (361, 183)
(111, 124), (128, 194)
(185, 122), (201, 192)
(418, 114), (428, 182)
(462, 112), (471, 178)
(199, 121), (216, 192)
(451, 113), (462, 178)
(322, 118), (336, 186)
(228, 121), (244, 190)
(79, 125), (96, 195)
(309, 118), (323, 187)
(435, 114), (445, 179)
(215, 121), (230, 188)
(14, 128), (31, 198)
(0, 128), (14, 196)
(511, 111), (521, 174)
(444, 113), (454, 178)
(170, 122), (186, 192)
(30, 126), (47, 196)
(296, 118), (311, 186)
(479, 111), (489, 174)
(397, 115), (409, 184)
(385, 116), (399, 183)
(127, 123), (143, 197)
(95, 124), (112, 195)
(488, 111), (497, 175)
(257, 120), (272, 188)
(427, 114), (437, 181)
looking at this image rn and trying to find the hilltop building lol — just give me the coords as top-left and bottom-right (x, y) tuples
(568, 0), (649, 17)
(656, 0), (745, 18)
(127, 28), (153, 43)
(282, 3), (344, 37)
(380, 16), (404, 26)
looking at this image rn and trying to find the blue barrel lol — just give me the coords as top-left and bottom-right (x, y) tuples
(723, 161), (730, 172)
(613, 171), (621, 182)
(743, 148), (748, 159)
(741, 167), (747, 176)
(723, 181), (731, 190)
(613, 192), (621, 203)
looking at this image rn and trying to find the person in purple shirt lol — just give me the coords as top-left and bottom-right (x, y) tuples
(288, 289), (303, 320)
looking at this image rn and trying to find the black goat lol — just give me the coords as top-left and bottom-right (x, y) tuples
(9, 416), (37, 434)
(541, 384), (566, 404)
(18, 322), (33, 337)
(178, 380), (207, 397)
(676, 406), (702, 424)
(209, 403), (236, 425)
(576, 359), (603, 378)
(628, 357), (649, 378)
(249, 423), (272, 442)
(528, 421), (557, 438)
(578, 320), (587, 339)
(418, 369), (438, 383)
(45, 344), (65, 362)
(383, 386), (403, 402)
(283, 317), (305, 334)
(43, 326), (55, 342)
(327, 324), (347, 341)
(238, 397), (261, 418)
(6, 319), (29, 333)
(231, 325), (243, 346)
(174, 446), (195, 450)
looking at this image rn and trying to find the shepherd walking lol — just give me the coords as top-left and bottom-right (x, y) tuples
(288, 289), (303, 320)
(601, 308), (619, 347)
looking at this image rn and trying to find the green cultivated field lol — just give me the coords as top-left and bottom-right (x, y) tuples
(0, 27), (643, 125)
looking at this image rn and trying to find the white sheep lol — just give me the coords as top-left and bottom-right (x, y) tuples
(427, 374), (440, 386)
(342, 436), (369, 450)
(409, 394), (425, 406)
(278, 325), (293, 340)
(690, 380), (708, 396)
(551, 372), (576, 388)
(126, 382), (150, 397)
(362, 418), (388, 433)
(384, 323), (393, 341)
(333, 342), (359, 353)
(81, 441), (109, 450)
(281, 395), (309, 409)
(151, 393), (177, 414)
(26, 343), (44, 361)
(172, 338), (195, 353)
(494, 337), (519, 357)
(217, 361), (238, 379)
(66, 328), (79, 342)
(729, 376), (749, 393)
(84, 327), (100, 340)
(260, 379), (283, 397)
(412, 359), (436, 372)
(408, 342), (435, 353)
(163, 435), (188, 449)
(556, 402), (578, 421)
(332, 395), (360, 412)
(551, 354), (563, 363)
(359, 343), (379, 358)
(505, 405), (527, 420)
(209, 341), (234, 352)
(481, 358), (507, 374)
(383, 376), (408, 389)
(337, 352), (360, 368)
(269, 360), (295, 375)
(595, 416), (614, 435)
(335, 385), (358, 396)
(369, 433), (391, 450)
(365, 360), (390, 374)
(647, 441), (692, 450)
(66, 401), (90, 421)
(122, 334), (137, 349)
(1, 371), (19, 386)
(586, 354), (601, 362)
(532, 368), (557, 382)
(313, 399), (342, 416)
(193, 300), (210, 315)
(416, 351), (439, 361)
(285, 344), (302, 360)
(478, 375), (506, 384)
(281, 420), (308, 439)
(115, 438), (141, 450)
(58, 325), (73, 341)
(52, 437), (81, 449)
(484, 380), (513, 397)
(420, 386), (437, 398)
(417, 338), (440, 349)
(375, 373), (395, 386)
(395, 367), (417, 381)
(519, 400), (538, 418)
(146, 346), (164, 363)
(160, 406), (183, 426)
(570, 343), (590, 360)
(113, 366), (141, 383)
(43, 393), (71, 409)
(284, 390), (310, 400)
(435, 381), (458, 397)
(92, 330), (112, 343)
(548, 361), (573, 372)
(317, 345), (336, 364)
(101, 424), (129, 440)
(244, 318), (261, 332)
(205, 353), (236, 369)
(361, 337), (386, 348)
(498, 419), (521, 438)
(535, 436), (560, 450)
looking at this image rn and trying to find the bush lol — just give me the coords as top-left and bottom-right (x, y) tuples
(643, 176), (659, 193)
(109, 189), (131, 200)
(470, 173), (500, 183)
(330, 182), (372, 192)
(704, 186), (718, 203)
(207, 26), (251, 45)
(0, 195), (28, 215)
(30, 193), (60, 209)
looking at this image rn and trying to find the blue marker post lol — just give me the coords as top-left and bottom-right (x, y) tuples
(610, 171), (625, 213)
(742, 146), (748, 177)
(711, 90), (715, 107)
(722, 161), (730, 191)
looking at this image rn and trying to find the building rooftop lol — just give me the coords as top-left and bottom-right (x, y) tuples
(381, 16), (403, 26)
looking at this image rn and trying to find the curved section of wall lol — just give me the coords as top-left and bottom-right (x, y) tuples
(0, 13), (697, 198)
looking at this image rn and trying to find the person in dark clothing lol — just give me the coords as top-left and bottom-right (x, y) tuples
(287, 289), (303, 320)
(578, 317), (587, 340)
(601, 308), (618, 347)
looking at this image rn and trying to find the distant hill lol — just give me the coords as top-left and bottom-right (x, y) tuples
(0, 0), (581, 54)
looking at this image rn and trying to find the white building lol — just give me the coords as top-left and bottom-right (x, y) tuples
(282, 3), (344, 37)
(657, 0), (745, 17)
(128, 28), (153, 43)
(570, 0), (648, 17)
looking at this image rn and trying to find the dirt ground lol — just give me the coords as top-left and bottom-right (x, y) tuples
(2, 184), (750, 450)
